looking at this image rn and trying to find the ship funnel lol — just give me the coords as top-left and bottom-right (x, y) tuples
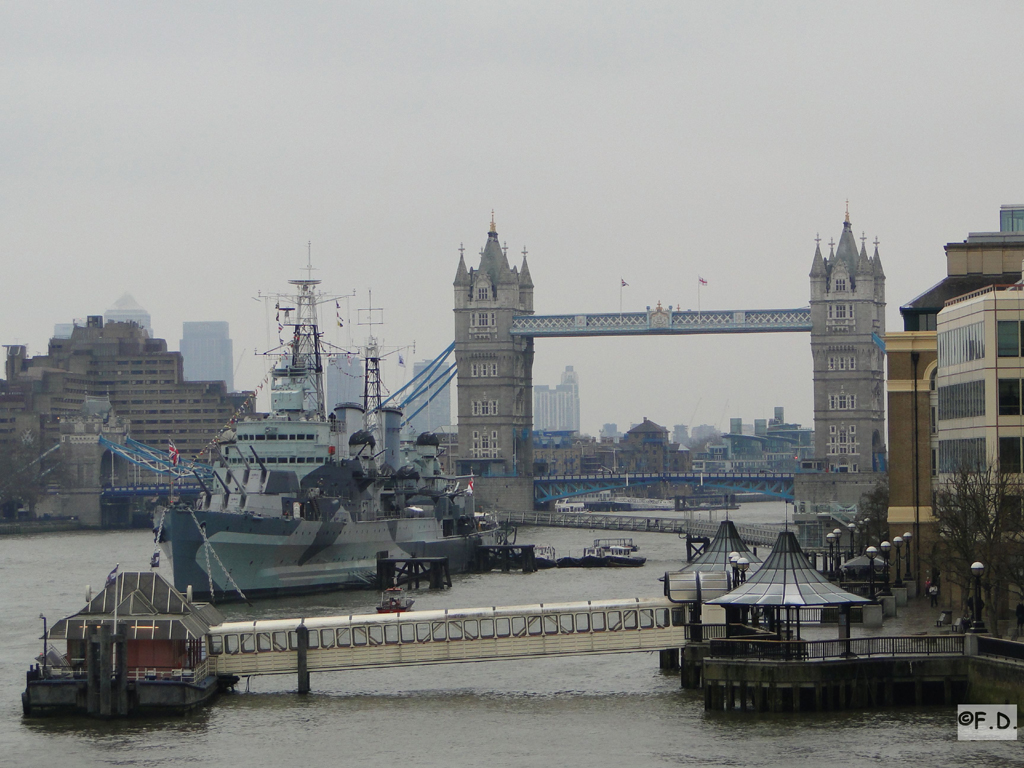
(331, 402), (365, 457)
(382, 407), (403, 470)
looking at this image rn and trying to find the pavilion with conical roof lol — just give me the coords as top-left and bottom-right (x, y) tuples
(707, 530), (869, 639)
(680, 519), (763, 574)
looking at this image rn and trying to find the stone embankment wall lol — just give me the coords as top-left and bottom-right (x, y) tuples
(968, 657), (1024, 712)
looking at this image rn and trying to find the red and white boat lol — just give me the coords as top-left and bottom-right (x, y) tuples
(376, 587), (415, 613)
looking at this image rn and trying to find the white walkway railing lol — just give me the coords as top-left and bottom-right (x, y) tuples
(208, 597), (695, 677)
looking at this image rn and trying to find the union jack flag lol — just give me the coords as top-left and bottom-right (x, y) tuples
(168, 441), (180, 467)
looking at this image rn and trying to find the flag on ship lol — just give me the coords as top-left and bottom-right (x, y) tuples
(105, 564), (119, 586)
(150, 551), (160, 568)
(168, 440), (180, 467)
(621, 279), (628, 287)
(398, 354), (405, 367)
(698, 277), (708, 286)
(467, 475), (474, 495)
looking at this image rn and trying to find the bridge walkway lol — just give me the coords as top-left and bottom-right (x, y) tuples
(500, 510), (780, 547)
(207, 597), (725, 678)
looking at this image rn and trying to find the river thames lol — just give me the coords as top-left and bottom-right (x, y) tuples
(2, 503), (1020, 767)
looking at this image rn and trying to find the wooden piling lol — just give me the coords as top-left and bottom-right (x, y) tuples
(114, 624), (128, 717)
(296, 625), (310, 694)
(87, 624), (101, 716)
(98, 624), (112, 718)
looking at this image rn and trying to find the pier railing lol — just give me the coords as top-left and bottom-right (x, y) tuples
(708, 635), (965, 662)
(977, 636), (1024, 662)
(500, 510), (779, 546)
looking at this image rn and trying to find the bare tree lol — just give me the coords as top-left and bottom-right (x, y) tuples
(857, 478), (890, 548)
(0, 432), (44, 518)
(932, 462), (1024, 633)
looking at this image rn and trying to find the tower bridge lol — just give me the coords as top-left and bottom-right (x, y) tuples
(510, 308), (811, 337)
(452, 212), (888, 511)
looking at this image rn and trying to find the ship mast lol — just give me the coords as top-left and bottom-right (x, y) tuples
(287, 275), (326, 417)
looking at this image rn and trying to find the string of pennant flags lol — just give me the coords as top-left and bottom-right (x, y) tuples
(186, 353), (286, 463)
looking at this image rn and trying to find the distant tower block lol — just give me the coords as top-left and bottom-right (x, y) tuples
(180, 321), (234, 392)
(808, 210), (887, 471)
(453, 216), (535, 489)
(534, 365), (580, 432)
(105, 294), (152, 336)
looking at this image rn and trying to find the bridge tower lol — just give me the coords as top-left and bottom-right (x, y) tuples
(453, 216), (535, 508)
(808, 210), (887, 473)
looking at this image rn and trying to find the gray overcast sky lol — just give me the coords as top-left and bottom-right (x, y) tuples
(2, 3), (1021, 436)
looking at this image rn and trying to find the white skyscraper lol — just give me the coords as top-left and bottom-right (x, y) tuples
(180, 321), (234, 391)
(534, 365), (581, 432)
(406, 359), (453, 435)
(325, 354), (364, 410)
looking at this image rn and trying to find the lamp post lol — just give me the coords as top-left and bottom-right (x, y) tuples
(903, 530), (913, 581)
(39, 613), (48, 677)
(833, 528), (844, 574)
(970, 561), (987, 633)
(826, 532), (836, 579)
(879, 540), (891, 596)
(736, 557), (749, 584)
(892, 536), (904, 588)
(847, 522), (856, 560)
(866, 546), (878, 603)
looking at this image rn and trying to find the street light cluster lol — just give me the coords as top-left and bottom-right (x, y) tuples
(728, 551), (749, 586)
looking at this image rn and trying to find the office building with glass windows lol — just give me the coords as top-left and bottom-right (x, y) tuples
(934, 282), (1024, 475)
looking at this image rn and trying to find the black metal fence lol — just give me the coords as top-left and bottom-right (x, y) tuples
(978, 635), (1024, 662)
(709, 634), (965, 661)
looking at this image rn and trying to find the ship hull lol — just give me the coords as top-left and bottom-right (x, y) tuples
(160, 507), (495, 601)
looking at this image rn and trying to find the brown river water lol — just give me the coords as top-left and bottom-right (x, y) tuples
(2, 502), (1019, 767)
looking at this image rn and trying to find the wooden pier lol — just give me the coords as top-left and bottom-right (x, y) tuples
(474, 544), (537, 573)
(700, 635), (971, 712)
(375, 557), (452, 590)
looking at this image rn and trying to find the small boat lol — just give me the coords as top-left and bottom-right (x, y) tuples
(376, 587), (414, 613)
(582, 544), (646, 567)
(593, 538), (639, 553)
(600, 544), (646, 567)
(534, 545), (557, 569)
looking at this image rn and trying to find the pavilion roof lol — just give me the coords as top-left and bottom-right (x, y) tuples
(706, 530), (869, 607)
(680, 519), (763, 573)
(48, 571), (224, 641)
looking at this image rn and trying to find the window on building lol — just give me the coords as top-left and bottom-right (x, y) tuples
(937, 380), (986, 421)
(937, 437), (987, 473)
(835, 304), (847, 319)
(999, 379), (1021, 416)
(999, 436), (1022, 473)
(477, 287), (489, 301)
(997, 321), (1022, 358)
(828, 393), (856, 410)
(938, 321), (986, 365)
(835, 278), (847, 292)
(471, 400), (499, 416)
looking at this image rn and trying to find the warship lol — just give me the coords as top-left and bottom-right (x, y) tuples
(158, 273), (497, 600)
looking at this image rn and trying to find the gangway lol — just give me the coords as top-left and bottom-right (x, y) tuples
(206, 597), (726, 679)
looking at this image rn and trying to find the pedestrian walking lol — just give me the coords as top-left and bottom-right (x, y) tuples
(928, 582), (939, 607)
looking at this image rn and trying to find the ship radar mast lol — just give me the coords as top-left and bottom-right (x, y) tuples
(258, 247), (353, 420)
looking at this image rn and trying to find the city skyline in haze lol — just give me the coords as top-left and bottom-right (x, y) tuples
(2, 4), (1021, 436)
